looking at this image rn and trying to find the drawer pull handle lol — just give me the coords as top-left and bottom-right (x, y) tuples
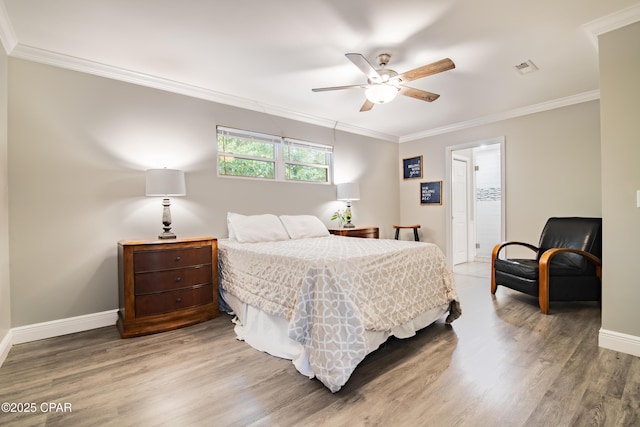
(175, 277), (182, 282)
(175, 256), (181, 262)
(176, 298), (182, 303)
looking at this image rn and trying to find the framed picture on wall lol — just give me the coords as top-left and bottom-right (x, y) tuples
(402, 155), (423, 179)
(420, 181), (442, 205)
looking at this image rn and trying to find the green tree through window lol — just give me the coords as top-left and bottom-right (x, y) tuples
(217, 127), (332, 183)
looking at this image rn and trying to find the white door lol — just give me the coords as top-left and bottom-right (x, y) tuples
(452, 158), (468, 265)
(445, 137), (504, 269)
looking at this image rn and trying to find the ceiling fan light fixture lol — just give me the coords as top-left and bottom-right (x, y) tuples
(365, 84), (399, 104)
(312, 53), (454, 111)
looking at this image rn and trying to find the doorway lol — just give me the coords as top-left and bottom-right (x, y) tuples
(445, 137), (505, 267)
(452, 155), (469, 264)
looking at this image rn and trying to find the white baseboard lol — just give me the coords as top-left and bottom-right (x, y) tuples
(599, 328), (640, 357)
(0, 329), (13, 368)
(11, 309), (118, 345)
(2, 312), (637, 370)
(0, 309), (119, 369)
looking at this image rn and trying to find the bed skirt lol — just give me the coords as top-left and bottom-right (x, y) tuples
(221, 288), (450, 384)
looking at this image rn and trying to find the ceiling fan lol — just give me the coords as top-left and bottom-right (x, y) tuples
(312, 53), (455, 112)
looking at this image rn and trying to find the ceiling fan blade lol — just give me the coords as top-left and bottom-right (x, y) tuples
(394, 58), (455, 83)
(399, 86), (440, 102)
(312, 84), (368, 92)
(360, 99), (375, 112)
(345, 53), (382, 82)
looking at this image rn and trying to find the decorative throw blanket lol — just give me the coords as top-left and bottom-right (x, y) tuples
(219, 236), (460, 392)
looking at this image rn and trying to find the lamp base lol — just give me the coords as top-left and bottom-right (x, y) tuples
(343, 203), (355, 228)
(158, 198), (177, 239)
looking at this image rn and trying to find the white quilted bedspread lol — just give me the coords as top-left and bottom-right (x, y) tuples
(218, 236), (460, 392)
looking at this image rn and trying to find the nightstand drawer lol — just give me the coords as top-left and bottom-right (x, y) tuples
(135, 284), (214, 317)
(134, 245), (212, 273)
(328, 226), (379, 239)
(135, 264), (213, 294)
(117, 237), (219, 338)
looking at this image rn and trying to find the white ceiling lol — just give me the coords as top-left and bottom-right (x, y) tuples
(1, 0), (639, 142)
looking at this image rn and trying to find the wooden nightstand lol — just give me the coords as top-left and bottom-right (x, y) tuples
(328, 226), (379, 239)
(117, 237), (219, 338)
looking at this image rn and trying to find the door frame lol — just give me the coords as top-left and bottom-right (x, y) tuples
(445, 136), (506, 268)
(451, 154), (470, 265)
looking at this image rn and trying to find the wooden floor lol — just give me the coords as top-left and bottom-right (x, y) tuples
(1, 263), (638, 426)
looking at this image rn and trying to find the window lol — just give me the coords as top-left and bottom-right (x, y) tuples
(217, 127), (277, 179)
(217, 126), (332, 183)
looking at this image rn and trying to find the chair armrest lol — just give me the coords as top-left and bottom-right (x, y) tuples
(491, 241), (539, 293)
(492, 241), (539, 260)
(538, 248), (602, 314)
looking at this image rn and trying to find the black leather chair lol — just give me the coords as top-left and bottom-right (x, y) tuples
(491, 217), (602, 314)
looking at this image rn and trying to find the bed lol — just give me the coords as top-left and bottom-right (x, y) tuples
(218, 213), (461, 392)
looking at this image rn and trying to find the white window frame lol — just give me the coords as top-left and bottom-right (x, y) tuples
(217, 126), (333, 184)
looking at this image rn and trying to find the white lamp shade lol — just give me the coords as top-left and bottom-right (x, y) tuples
(145, 168), (186, 196)
(365, 84), (399, 104)
(337, 182), (360, 201)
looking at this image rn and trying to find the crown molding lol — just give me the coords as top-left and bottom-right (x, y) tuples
(2, 4), (639, 144)
(9, 42), (593, 145)
(0, 0), (17, 54)
(334, 121), (398, 142)
(4, 43), (604, 145)
(583, 3), (640, 46)
(9, 44), (399, 143)
(399, 90), (600, 142)
(402, 5), (640, 143)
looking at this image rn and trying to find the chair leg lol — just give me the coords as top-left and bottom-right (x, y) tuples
(490, 268), (497, 294)
(596, 265), (602, 309)
(413, 228), (419, 241)
(539, 259), (550, 314)
(394, 229), (399, 240)
(490, 244), (499, 294)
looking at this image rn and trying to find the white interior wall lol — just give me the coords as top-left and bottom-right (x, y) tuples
(0, 43), (11, 348)
(399, 101), (602, 256)
(2, 19), (638, 358)
(599, 21), (640, 342)
(474, 144), (501, 258)
(7, 58), (399, 327)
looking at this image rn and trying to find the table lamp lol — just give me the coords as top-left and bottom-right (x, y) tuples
(146, 168), (186, 239)
(337, 182), (360, 228)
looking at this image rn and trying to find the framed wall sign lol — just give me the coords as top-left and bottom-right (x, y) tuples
(402, 155), (423, 179)
(420, 181), (442, 205)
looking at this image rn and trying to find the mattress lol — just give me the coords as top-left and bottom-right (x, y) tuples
(218, 236), (460, 392)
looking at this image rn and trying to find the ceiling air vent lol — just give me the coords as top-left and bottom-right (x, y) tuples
(514, 60), (538, 75)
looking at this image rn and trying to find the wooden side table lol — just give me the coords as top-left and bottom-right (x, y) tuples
(393, 224), (421, 241)
(117, 237), (219, 338)
(328, 226), (379, 239)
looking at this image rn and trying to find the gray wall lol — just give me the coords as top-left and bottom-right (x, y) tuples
(600, 21), (640, 338)
(399, 100), (602, 252)
(0, 46), (10, 340)
(396, 21), (640, 347)
(4, 20), (639, 351)
(8, 58), (399, 327)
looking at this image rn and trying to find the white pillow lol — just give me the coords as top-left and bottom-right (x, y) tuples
(279, 215), (330, 239)
(227, 213), (290, 243)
